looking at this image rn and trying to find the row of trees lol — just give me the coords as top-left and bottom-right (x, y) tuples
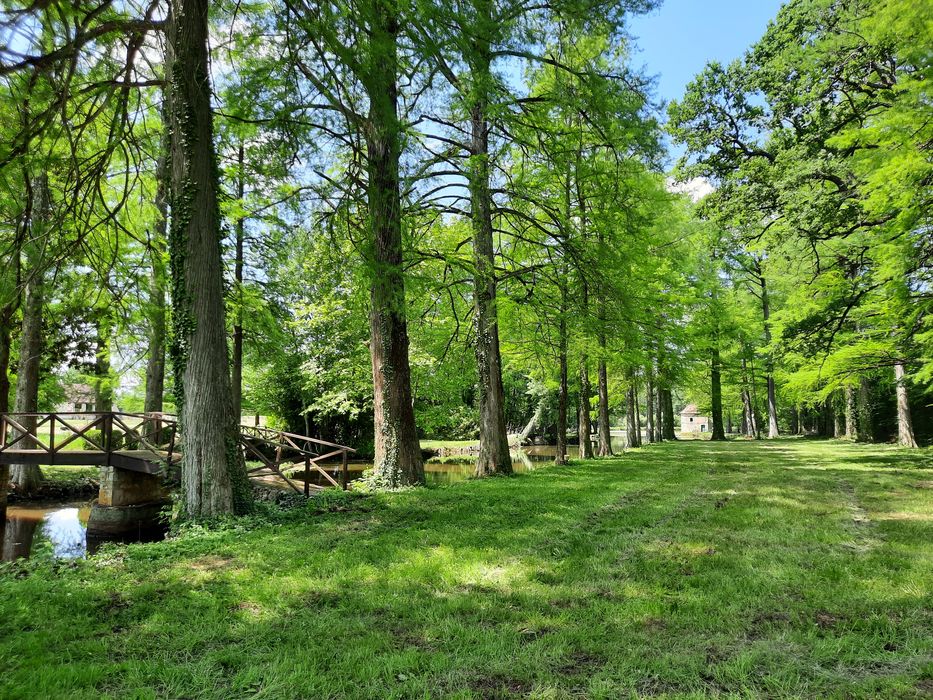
(0, 0), (928, 517)
(1, 0), (684, 514)
(669, 0), (930, 448)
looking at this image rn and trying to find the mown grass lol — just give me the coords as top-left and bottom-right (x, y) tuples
(1, 439), (931, 699)
(4, 465), (99, 499)
(38, 465), (99, 484)
(419, 440), (481, 450)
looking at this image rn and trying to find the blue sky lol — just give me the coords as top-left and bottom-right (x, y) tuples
(626, 0), (784, 162)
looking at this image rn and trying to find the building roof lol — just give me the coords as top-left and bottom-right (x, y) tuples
(680, 403), (700, 416)
(64, 383), (96, 400)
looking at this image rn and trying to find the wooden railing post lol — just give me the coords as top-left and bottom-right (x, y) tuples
(341, 449), (349, 490)
(167, 421), (177, 467)
(304, 457), (310, 497)
(103, 413), (113, 465)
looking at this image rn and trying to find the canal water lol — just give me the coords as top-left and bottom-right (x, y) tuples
(313, 437), (629, 486)
(2, 438), (629, 560)
(2, 501), (91, 562)
(1, 500), (169, 562)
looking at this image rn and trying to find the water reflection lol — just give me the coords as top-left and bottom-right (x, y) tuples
(310, 437), (629, 486)
(1, 502), (90, 561)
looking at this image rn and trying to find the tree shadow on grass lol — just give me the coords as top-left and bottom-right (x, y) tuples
(0, 439), (930, 698)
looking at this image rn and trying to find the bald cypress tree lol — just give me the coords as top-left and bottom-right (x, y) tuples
(9, 174), (49, 495)
(168, 0), (249, 517)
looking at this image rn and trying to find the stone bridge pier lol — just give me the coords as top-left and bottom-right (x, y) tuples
(87, 466), (171, 540)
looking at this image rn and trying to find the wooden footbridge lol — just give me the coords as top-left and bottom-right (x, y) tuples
(0, 412), (355, 494)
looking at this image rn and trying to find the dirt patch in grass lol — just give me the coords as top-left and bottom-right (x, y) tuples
(751, 611), (790, 628)
(234, 600), (263, 617)
(517, 625), (552, 642)
(189, 555), (237, 571)
(557, 651), (604, 675)
(302, 590), (342, 608)
(468, 673), (530, 698)
(99, 591), (130, 614)
(636, 676), (690, 697)
(390, 625), (434, 651)
(642, 616), (667, 631)
(814, 610), (841, 630)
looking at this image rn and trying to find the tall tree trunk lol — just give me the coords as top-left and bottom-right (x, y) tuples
(144, 233), (167, 414)
(596, 350), (612, 456)
(894, 362), (918, 448)
(595, 223), (611, 455)
(0, 314), (11, 413)
(822, 398), (834, 437)
(633, 374), (642, 447)
(364, 0), (424, 486)
(758, 268), (779, 438)
(145, 101), (170, 415)
(833, 411), (845, 438)
(467, 1), (511, 476)
(168, 0), (249, 517)
(710, 344), (726, 441)
(661, 389), (675, 440)
(93, 317), (113, 412)
(645, 376), (655, 443)
(0, 246), (14, 414)
(856, 377), (872, 443)
(231, 142), (245, 421)
(833, 391), (845, 437)
(625, 378), (639, 448)
(845, 386), (857, 438)
(655, 385), (664, 441)
(765, 375), (779, 438)
(556, 285), (568, 464)
(10, 174), (50, 495)
(743, 390), (757, 437)
(578, 355), (593, 459)
(748, 356), (762, 439)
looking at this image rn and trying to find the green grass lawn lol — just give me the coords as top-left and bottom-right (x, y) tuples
(419, 439), (481, 450)
(1, 439), (931, 699)
(39, 465), (99, 484)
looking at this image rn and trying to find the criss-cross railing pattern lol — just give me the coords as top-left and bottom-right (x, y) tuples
(0, 412), (354, 494)
(236, 422), (354, 493)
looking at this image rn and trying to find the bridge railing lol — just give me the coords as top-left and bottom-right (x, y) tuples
(234, 422), (356, 494)
(0, 411), (354, 494)
(0, 411), (181, 467)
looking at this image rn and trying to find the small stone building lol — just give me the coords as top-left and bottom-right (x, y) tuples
(680, 404), (709, 434)
(58, 383), (97, 414)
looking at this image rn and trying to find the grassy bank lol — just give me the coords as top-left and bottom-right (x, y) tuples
(1, 439), (931, 698)
(5, 465), (99, 501)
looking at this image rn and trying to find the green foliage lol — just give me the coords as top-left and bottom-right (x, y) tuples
(670, 0), (932, 441)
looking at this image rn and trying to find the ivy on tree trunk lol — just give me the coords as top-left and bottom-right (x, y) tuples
(363, 0), (424, 487)
(468, 0), (511, 477)
(167, 0), (250, 517)
(10, 174), (49, 495)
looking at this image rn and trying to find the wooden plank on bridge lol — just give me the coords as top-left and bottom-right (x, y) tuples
(0, 411), (354, 491)
(0, 448), (177, 474)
